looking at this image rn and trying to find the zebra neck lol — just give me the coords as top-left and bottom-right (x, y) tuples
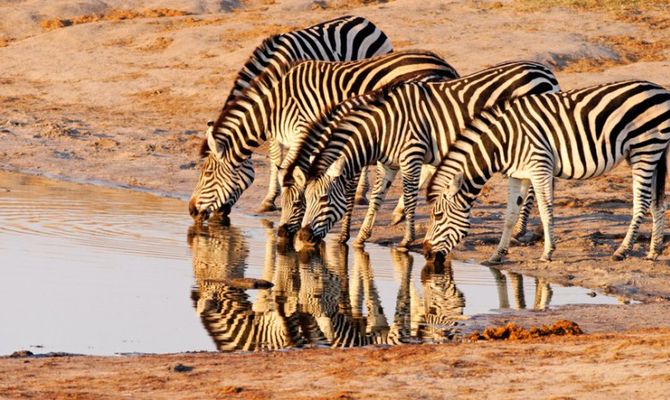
(454, 128), (504, 200)
(212, 86), (276, 160)
(226, 35), (295, 104)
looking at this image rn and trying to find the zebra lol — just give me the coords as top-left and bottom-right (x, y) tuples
(188, 15), (392, 220)
(190, 15), (393, 219)
(423, 80), (670, 264)
(294, 61), (559, 250)
(189, 51), (459, 221)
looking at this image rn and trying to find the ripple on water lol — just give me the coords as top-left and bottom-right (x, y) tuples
(0, 171), (628, 356)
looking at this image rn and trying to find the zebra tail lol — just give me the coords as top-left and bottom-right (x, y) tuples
(656, 143), (669, 208)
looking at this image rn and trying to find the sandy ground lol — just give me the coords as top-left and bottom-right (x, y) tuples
(2, 0), (670, 398)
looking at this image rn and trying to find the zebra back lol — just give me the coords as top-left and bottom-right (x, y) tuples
(223, 15), (393, 108)
(427, 79), (670, 203)
(307, 61), (559, 181)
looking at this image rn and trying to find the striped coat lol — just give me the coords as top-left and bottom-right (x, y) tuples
(424, 80), (670, 263)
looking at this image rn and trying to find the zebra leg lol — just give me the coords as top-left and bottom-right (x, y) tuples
(354, 165), (397, 247)
(354, 166), (370, 206)
(391, 164), (435, 225)
(534, 278), (553, 310)
(647, 189), (666, 260)
(487, 178), (530, 264)
(339, 173), (360, 243)
(512, 185), (534, 240)
(398, 159), (423, 251)
(614, 170), (654, 260)
(258, 139), (283, 212)
(531, 173), (556, 262)
(646, 161), (667, 260)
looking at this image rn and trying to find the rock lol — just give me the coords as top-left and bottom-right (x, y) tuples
(172, 363), (193, 372)
(10, 350), (34, 358)
(180, 161), (197, 170)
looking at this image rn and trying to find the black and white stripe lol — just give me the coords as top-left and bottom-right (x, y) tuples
(188, 15), (393, 220)
(424, 80), (670, 263)
(295, 61), (559, 249)
(189, 50), (458, 220)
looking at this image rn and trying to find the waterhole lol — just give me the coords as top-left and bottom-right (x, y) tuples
(0, 171), (624, 355)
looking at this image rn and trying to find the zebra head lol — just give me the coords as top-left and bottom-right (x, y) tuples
(189, 122), (255, 221)
(296, 173), (349, 247)
(423, 172), (473, 264)
(277, 168), (307, 239)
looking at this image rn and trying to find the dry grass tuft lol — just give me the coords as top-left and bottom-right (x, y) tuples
(137, 37), (174, 52)
(311, 0), (390, 10)
(559, 35), (670, 73)
(470, 320), (584, 341)
(513, 0), (670, 15)
(40, 8), (189, 31)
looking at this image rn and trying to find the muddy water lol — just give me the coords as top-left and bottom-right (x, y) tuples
(0, 171), (623, 355)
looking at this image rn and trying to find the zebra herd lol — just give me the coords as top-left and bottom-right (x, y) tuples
(189, 15), (670, 264)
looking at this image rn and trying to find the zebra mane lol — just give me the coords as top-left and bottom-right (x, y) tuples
(199, 138), (211, 158)
(203, 33), (311, 156)
(426, 106), (504, 203)
(220, 34), (283, 108)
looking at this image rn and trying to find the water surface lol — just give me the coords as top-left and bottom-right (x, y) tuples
(0, 171), (623, 355)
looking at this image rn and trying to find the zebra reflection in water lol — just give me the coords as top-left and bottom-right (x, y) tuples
(488, 269), (553, 311)
(189, 220), (519, 350)
(188, 220), (304, 351)
(188, 221), (418, 351)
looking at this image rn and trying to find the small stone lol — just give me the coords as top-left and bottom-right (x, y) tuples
(173, 363), (193, 372)
(180, 161), (197, 170)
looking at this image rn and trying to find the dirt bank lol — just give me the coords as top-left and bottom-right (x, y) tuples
(3, 328), (670, 399)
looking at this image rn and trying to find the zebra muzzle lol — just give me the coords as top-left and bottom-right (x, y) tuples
(297, 226), (318, 245)
(423, 241), (446, 266)
(277, 223), (298, 238)
(188, 198), (199, 219)
(218, 203), (232, 217)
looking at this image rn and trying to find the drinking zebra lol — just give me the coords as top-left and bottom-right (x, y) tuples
(424, 80), (670, 264)
(294, 61), (559, 249)
(189, 51), (458, 220)
(189, 15), (393, 219)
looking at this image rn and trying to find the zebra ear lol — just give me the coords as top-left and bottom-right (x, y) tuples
(277, 165), (287, 186)
(207, 131), (221, 159)
(292, 168), (307, 187)
(447, 172), (464, 198)
(326, 158), (345, 179)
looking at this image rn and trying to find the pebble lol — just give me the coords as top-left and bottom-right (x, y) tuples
(173, 363), (193, 373)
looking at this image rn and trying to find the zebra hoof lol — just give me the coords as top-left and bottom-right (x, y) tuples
(354, 196), (369, 206)
(256, 201), (277, 213)
(390, 212), (405, 226)
(397, 238), (413, 251)
(645, 254), (659, 261)
(396, 245), (409, 253)
(540, 254), (552, 262)
(611, 252), (626, 261)
(482, 256), (503, 266)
